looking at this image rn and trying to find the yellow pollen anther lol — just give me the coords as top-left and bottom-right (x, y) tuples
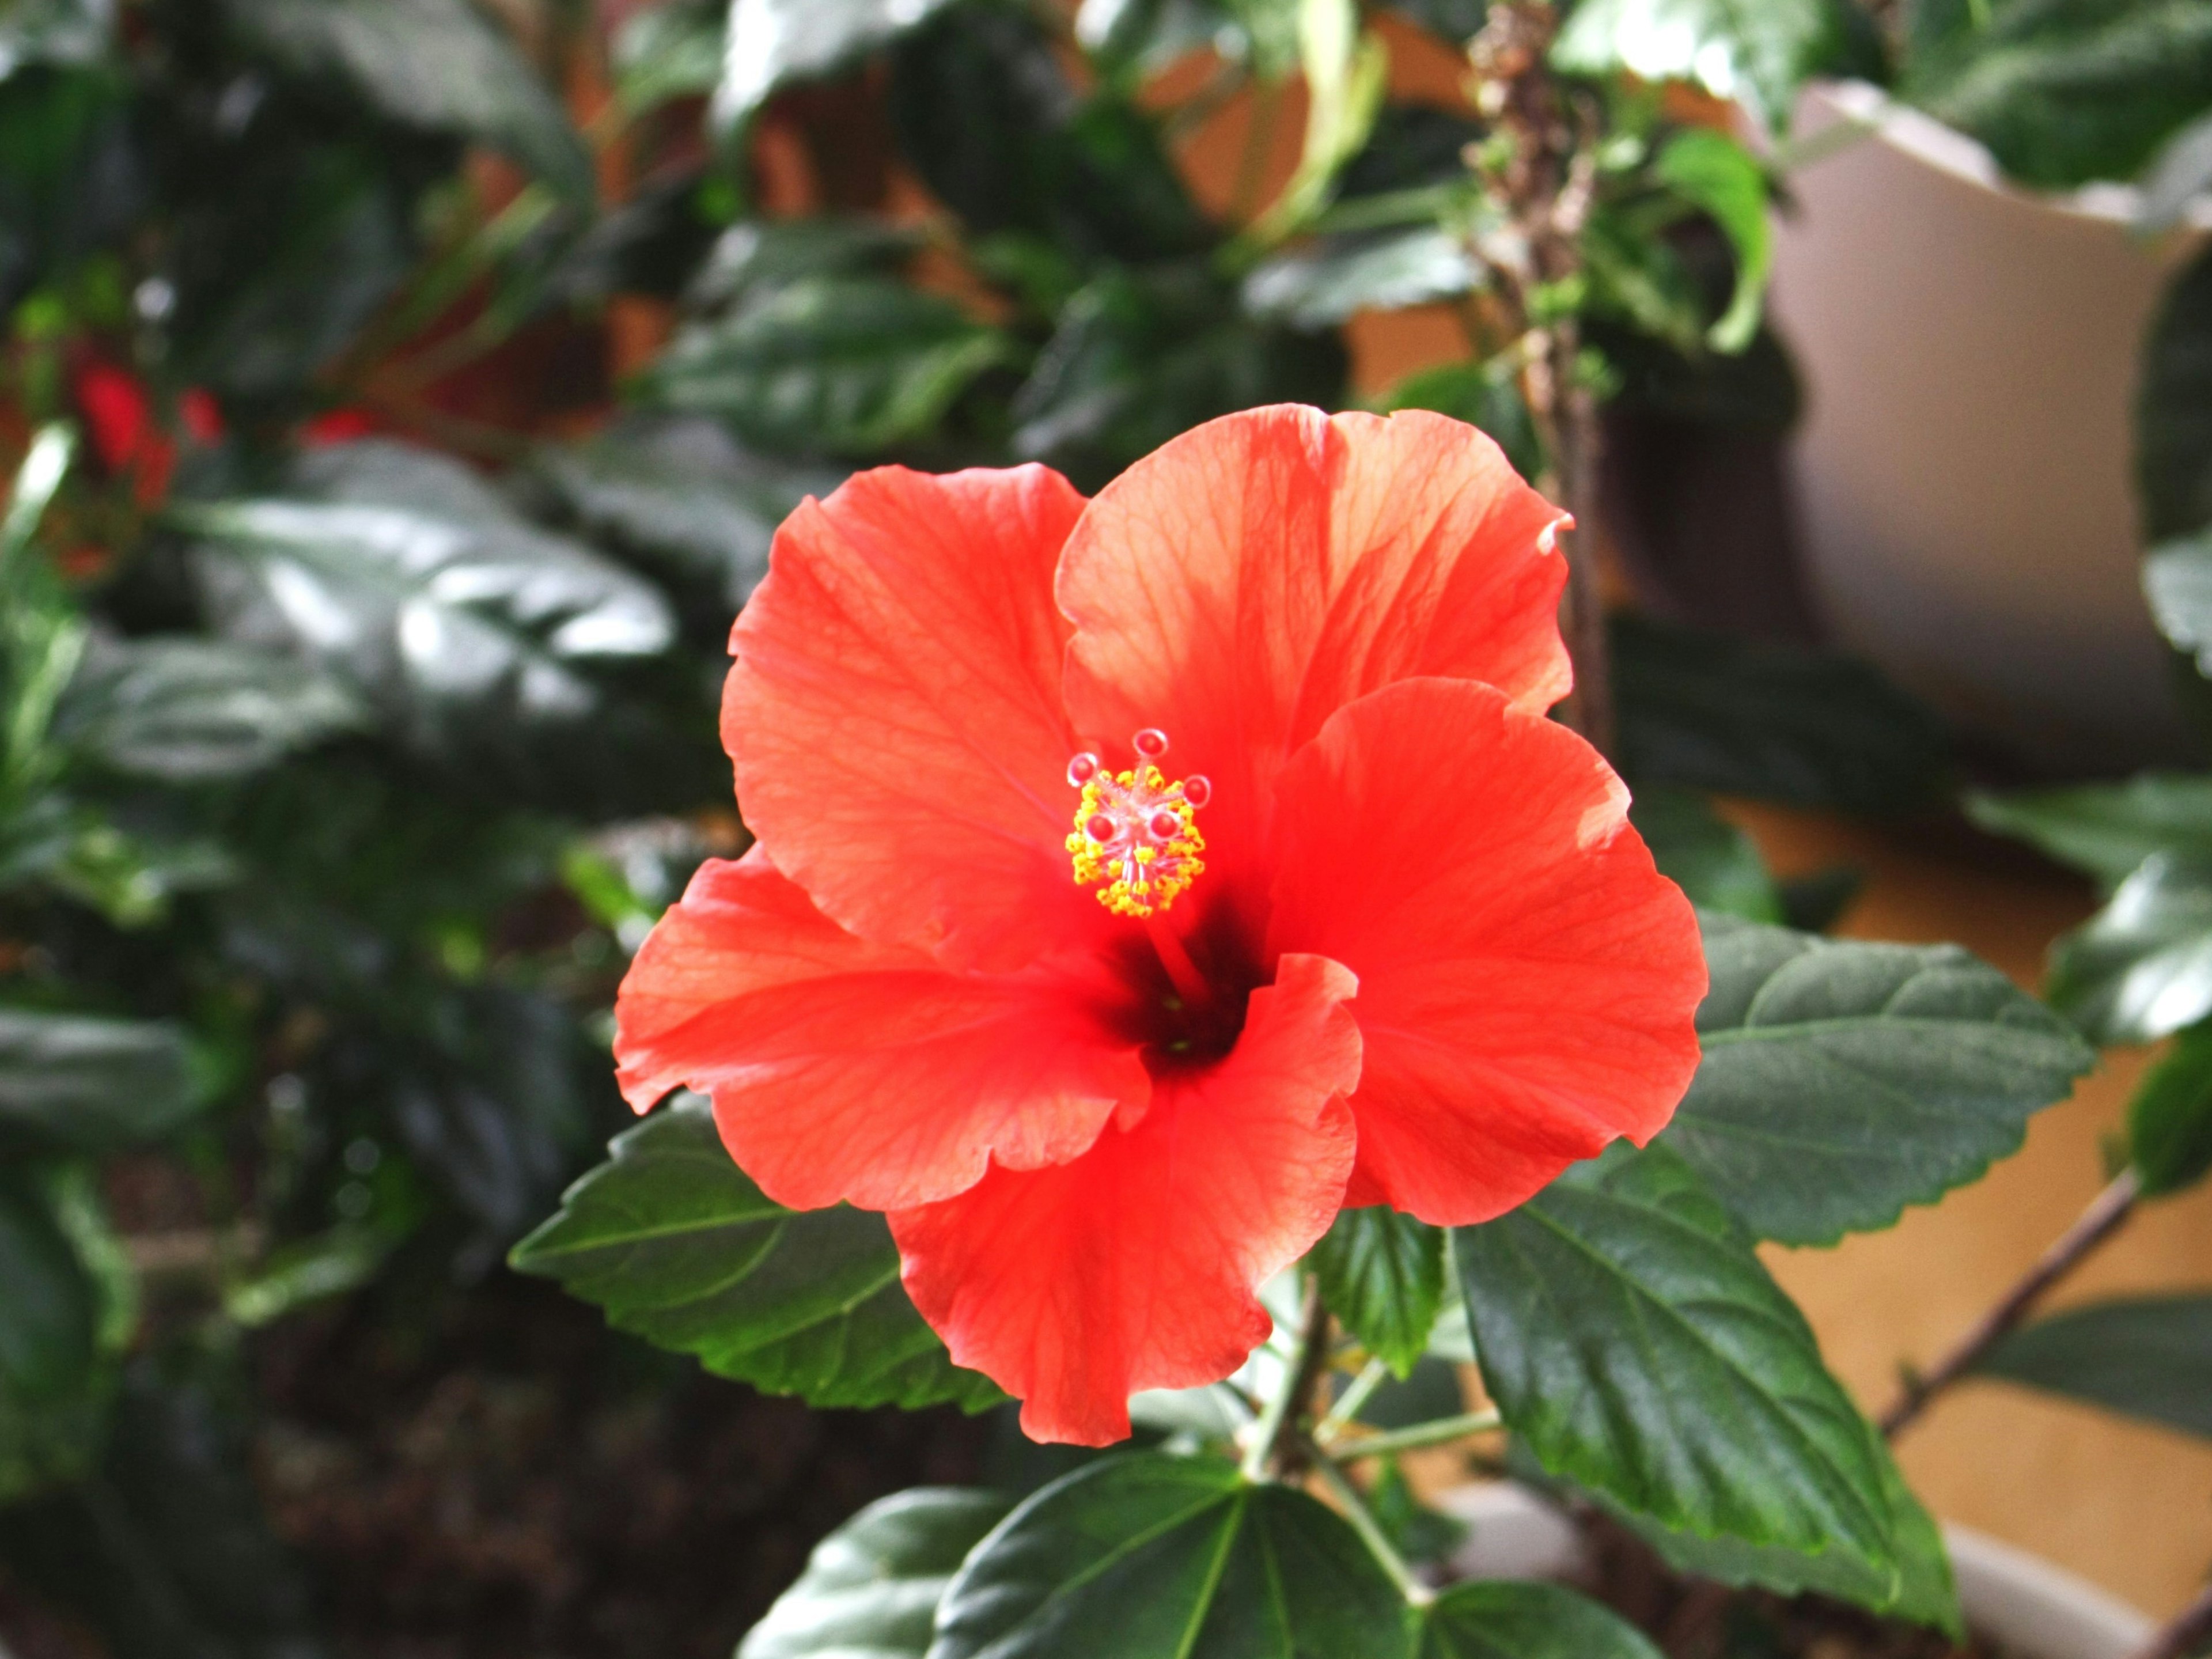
(1065, 734), (1210, 919)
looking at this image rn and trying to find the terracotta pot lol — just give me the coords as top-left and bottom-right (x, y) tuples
(1768, 81), (2207, 776)
(1440, 1482), (2153, 1659)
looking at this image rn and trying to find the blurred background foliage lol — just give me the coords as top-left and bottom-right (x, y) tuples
(2, 0), (2196, 1653)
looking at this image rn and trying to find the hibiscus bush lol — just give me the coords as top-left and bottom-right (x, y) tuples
(5, 0), (2212, 1657)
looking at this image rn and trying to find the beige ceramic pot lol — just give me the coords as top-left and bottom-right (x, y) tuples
(1768, 82), (2207, 776)
(1441, 1482), (2153, 1659)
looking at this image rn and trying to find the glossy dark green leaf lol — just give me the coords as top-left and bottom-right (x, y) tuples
(1588, 1433), (1959, 1633)
(56, 638), (365, 782)
(1242, 228), (1481, 328)
(1416, 1581), (1661, 1659)
(1308, 1206), (1445, 1377)
(1906, 0), (2212, 191)
(1378, 359), (1543, 482)
(1380, 0), (1488, 44)
(510, 1096), (1002, 1413)
(2146, 529), (2212, 674)
(1611, 613), (1949, 815)
(2047, 853), (2212, 1044)
(1628, 786), (1783, 923)
(2126, 1021), (2212, 1195)
(643, 276), (1010, 456)
(183, 439), (678, 762)
(528, 416), (841, 609)
(714, 0), (960, 130)
(931, 1452), (1414, 1659)
(2139, 239), (2212, 542)
(889, 6), (1211, 266)
(222, 0), (591, 199)
(685, 217), (921, 313)
(1552, 0), (1840, 128)
(1976, 1293), (2212, 1440)
(0, 1008), (201, 1152)
(1012, 266), (1345, 490)
(742, 1488), (1012, 1659)
(1454, 1142), (1895, 1575)
(1966, 774), (2212, 890)
(1668, 914), (2093, 1245)
(0, 1179), (103, 1503)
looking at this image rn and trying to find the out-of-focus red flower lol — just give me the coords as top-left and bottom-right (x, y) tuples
(613, 405), (1707, 1445)
(72, 363), (224, 509)
(300, 407), (380, 446)
(179, 388), (225, 446)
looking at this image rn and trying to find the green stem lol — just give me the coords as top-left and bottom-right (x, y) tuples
(1240, 1281), (1330, 1482)
(1314, 1358), (1391, 1441)
(1310, 1447), (1433, 1607)
(1328, 1409), (1502, 1463)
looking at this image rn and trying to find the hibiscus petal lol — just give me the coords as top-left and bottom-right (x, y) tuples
(1266, 679), (1705, 1227)
(889, 953), (1362, 1446)
(615, 854), (1149, 1213)
(1057, 406), (1570, 886)
(725, 463), (1103, 971)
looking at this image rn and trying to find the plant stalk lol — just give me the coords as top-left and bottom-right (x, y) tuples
(2131, 1579), (2212, 1659)
(1309, 1443), (1435, 1607)
(1241, 1281), (1334, 1482)
(1327, 1408), (1504, 1463)
(1878, 1168), (2141, 1438)
(1314, 1358), (1391, 1441)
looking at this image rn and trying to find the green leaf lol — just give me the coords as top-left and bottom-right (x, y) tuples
(1242, 228), (1482, 327)
(931, 1452), (1414, 1659)
(222, 0), (592, 199)
(2146, 529), (2212, 674)
(1380, 0), (1488, 44)
(510, 1096), (1002, 1413)
(1668, 914), (2094, 1245)
(0, 1009), (202, 1153)
(1976, 1293), (2212, 1440)
(612, 4), (725, 114)
(1244, 0), (1389, 246)
(1906, 0), (2212, 191)
(527, 415), (842, 609)
(56, 638), (365, 782)
(1965, 774), (2212, 890)
(1628, 786), (1783, 923)
(1377, 359), (1543, 482)
(1308, 1207), (1445, 1377)
(643, 275), (1010, 456)
(2047, 852), (2212, 1044)
(2139, 240), (2212, 543)
(1552, 0), (1841, 129)
(714, 0), (961, 131)
(1454, 1142), (1896, 1578)
(685, 217), (922, 314)
(0, 0), (114, 77)
(2126, 1020), (2212, 1196)
(742, 1488), (1012, 1659)
(2139, 109), (2212, 229)
(1416, 1581), (1663, 1659)
(1586, 1433), (1960, 1634)
(0, 1177), (104, 1503)
(182, 438), (678, 767)
(1652, 129), (1772, 353)
(1611, 613), (1949, 816)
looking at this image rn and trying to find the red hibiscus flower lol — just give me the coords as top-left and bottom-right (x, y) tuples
(614, 405), (1706, 1445)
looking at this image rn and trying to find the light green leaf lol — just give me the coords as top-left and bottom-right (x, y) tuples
(1416, 1581), (1662, 1659)
(2047, 852), (2212, 1044)
(1454, 1142), (1895, 1578)
(1653, 129), (1771, 353)
(931, 1452), (1414, 1659)
(2126, 1021), (2212, 1196)
(0, 0), (113, 77)
(1243, 0), (1389, 247)
(1242, 228), (1482, 327)
(222, 0), (592, 199)
(1628, 786), (1783, 923)
(509, 1096), (1002, 1414)
(612, 4), (724, 114)
(742, 1487), (1012, 1659)
(1308, 1206), (1445, 1377)
(642, 276), (1010, 456)
(56, 638), (365, 782)
(1965, 774), (2212, 891)
(1668, 914), (2093, 1245)
(1976, 1293), (2212, 1441)
(1551, 0), (1838, 130)
(0, 1009), (202, 1153)
(713, 0), (961, 131)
